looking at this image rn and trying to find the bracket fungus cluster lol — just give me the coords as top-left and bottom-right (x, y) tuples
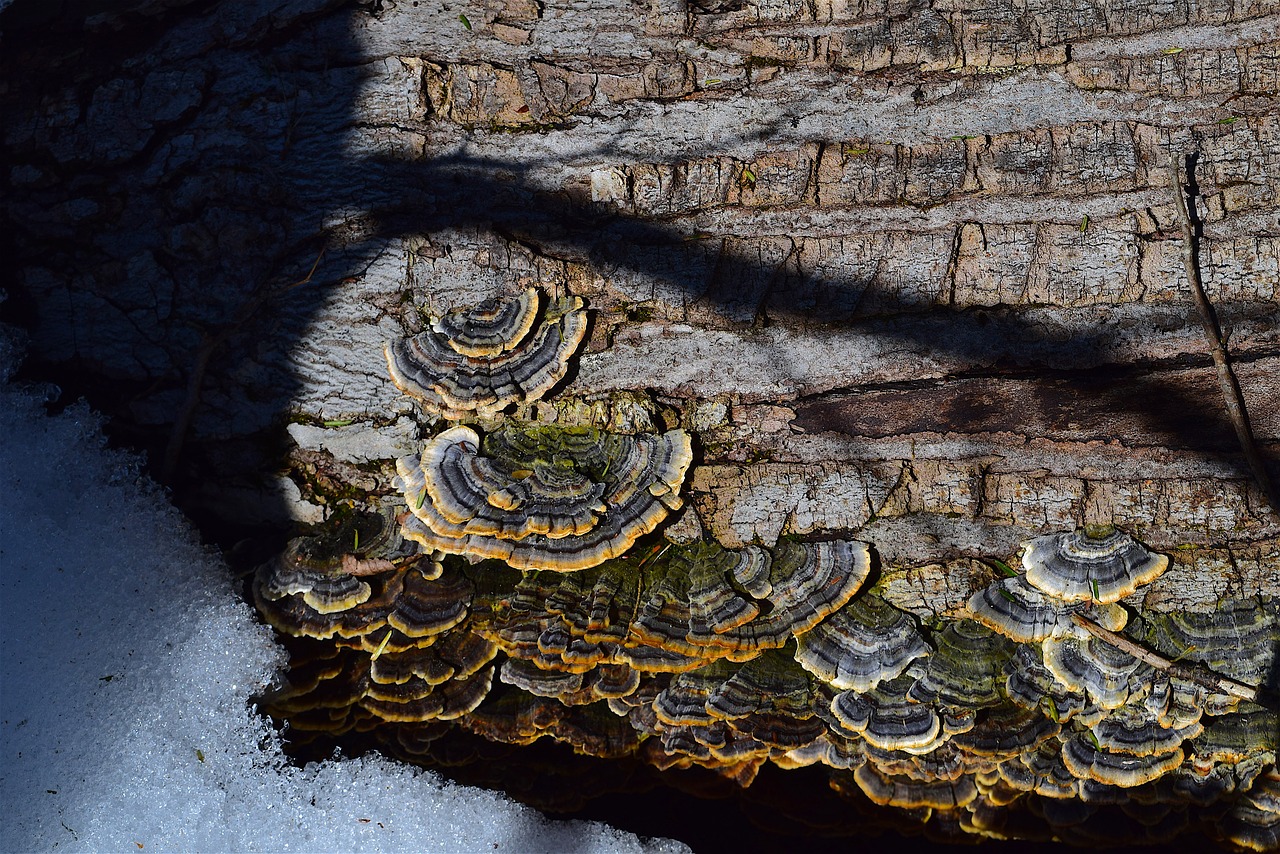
(385, 288), (588, 420)
(254, 509), (498, 734)
(255, 513), (1279, 850)
(253, 290), (1279, 849)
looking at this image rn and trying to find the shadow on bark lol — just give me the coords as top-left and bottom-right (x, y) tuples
(3, 0), (1276, 521)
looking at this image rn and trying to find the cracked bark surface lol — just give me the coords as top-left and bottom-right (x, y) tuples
(4, 2), (1278, 609)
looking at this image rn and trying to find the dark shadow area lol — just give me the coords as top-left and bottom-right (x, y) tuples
(2, 1), (1277, 851)
(275, 713), (1219, 854)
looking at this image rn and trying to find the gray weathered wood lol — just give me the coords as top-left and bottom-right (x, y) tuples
(3, 0), (1277, 604)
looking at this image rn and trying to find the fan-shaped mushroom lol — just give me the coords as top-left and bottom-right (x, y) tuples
(853, 764), (978, 809)
(396, 423), (692, 572)
(385, 289), (587, 419)
(997, 740), (1078, 799)
(968, 575), (1128, 643)
(1004, 644), (1099, 726)
(704, 649), (815, 721)
(830, 673), (944, 754)
(1020, 527), (1168, 604)
(1217, 769), (1280, 852)
(1090, 704), (1202, 757)
(1041, 635), (1153, 710)
(794, 593), (931, 692)
(908, 620), (1014, 709)
(361, 665), (496, 722)
(950, 706), (1060, 758)
(1190, 708), (1280, 766)
(1060, 733), (1185, 788)
(1135, 597), (1279, 693)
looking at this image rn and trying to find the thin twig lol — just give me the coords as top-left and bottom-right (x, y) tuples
(161, 246), (326, 482)
(1167, 154), (1279, 516)
(1070, 613), (1259, 703)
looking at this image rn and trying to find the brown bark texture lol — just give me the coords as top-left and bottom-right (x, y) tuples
(3, 3), (1278, 614)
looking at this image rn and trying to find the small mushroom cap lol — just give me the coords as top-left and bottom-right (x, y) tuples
(852, 764), (978, 809)
(615, 539), (870, 662)
(1217, 770), (1280, 853)
(1042, 635), (1153, 710)
(433, 630), (500, 680)
(385, 292), (587, 419)
(721, 540), (873, 651)
(968, 575), (1128, 643)
(458, 688), (569, 746)
(498, 657), (585, 699)
(1134, 596), (1279, 689)
(863, 741), (972, 783)
(950, 706), (1060, 758)
(776, 732), (865, 771)
(364, 673), (448, 704)
(361, 665), (495, 722)
(1020, 528), (1168, 604)
(397, 424), (693, 572)
(269, 563), (372, 615)
(729, 545), (772, 598)
(256, 535), (382, 614)
(1190, 708), (1280, 765)
(1139, 672), (1209, 730)
(794, 593), (931, 692)
(727, 712), (825, 750)
(908, 620), (1015, 709)
(830, 674), (944, 753)
(539, 703), (642, 759)
(625, 544), (759, 654)
(1061, 734), (1185, 788)
(430, 288), (541, 358)
(654, 664), (728, 727)
(386, 564), (473, 638)
(681, 547), (761, 643)
(1158, 763), (1242, 806)
(997, 741), (1078, 799)
(368, 646), (456, 687)
(254, 558), (407, 641)
(703, 650), (814, 721)
(1090, 705), (1202, 757)
(1003, 644), (1095, 725)
(613, 642), (707, 674)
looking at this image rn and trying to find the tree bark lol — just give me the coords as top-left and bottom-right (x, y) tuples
(4, 0), (1279, 622)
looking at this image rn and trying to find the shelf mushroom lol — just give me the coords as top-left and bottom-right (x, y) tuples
(1041, 635), (1153, 710)
(1217, 769), (1280, 852)
(830, 673), (945, 753)
(385, 288), (588, 419)
(1060, 732), (1185, 788)
(1134, 597), (1279, 701)
(249, 503), (1280, 846)
(395, 422), (693, 572)
(793, 593), (931, 693)
(907, 620), (1015, 709)
(470, 536), (873, 700)
(1089, 705), (1202, 756)
(968, 574), (1129, 644)
(851, 763), (978, 809)
(1020, 526), (1168, 604)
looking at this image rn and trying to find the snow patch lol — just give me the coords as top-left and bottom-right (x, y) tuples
(0, 340), (684, 854)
